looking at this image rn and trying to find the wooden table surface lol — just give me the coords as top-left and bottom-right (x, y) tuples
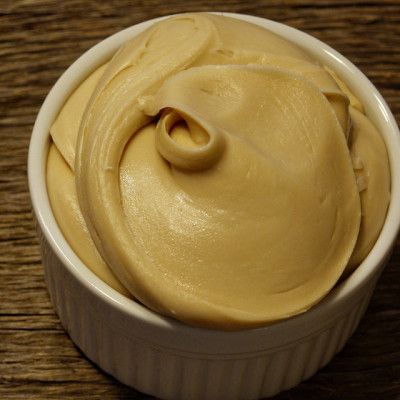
(1, 0), (399, 399)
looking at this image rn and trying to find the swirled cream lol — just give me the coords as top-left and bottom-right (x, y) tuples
(47, 14), (390, 329)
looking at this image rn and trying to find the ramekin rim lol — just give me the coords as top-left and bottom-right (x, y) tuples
(28, 12), (400, 342)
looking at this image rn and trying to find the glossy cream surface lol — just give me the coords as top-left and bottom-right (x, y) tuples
(47, 14), (390, 329)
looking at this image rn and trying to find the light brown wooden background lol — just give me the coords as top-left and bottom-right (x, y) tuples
(1, 1), (399, 399)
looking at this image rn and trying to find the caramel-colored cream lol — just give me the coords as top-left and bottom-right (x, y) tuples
(47, 14), (390, 329)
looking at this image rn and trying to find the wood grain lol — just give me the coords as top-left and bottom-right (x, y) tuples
(0, 0), (399, 399)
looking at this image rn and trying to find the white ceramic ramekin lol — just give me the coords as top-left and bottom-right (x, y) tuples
(28, 13), (400, 400)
